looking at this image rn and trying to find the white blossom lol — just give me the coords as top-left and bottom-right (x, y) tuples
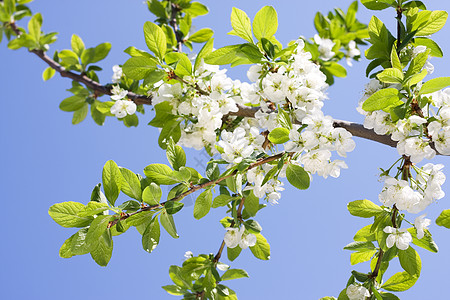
(110, 85), (128, 100)
(111, 65), (122, 83)
(110, 100), (136, 118)
(414, 215), (431, 239)
(346, 284), (370, 300)
(383, 226), (412, 250)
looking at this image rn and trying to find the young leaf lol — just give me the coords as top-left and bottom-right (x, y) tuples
(347, 200), (383, 218)
(166, 139), (186, 171)
(90, 231), (113, 266)
(286, 164), (310, 190)
(268, 127), (290, 144)
(229, 7), (253, 43)
(381, 271), (418, 292)
(160, 209), (179, 238)
(252, 6), (278, 41)
(188, 28), (214, 43)
(362, 88), (401, 111)
(143, 164), (179, 185)
(419, 77), (450, 95)
(48, 201), (93, 228)
(142, 217), (160, 253)
(194, 189), (213, 219)
(376, 68), (404, 84)
(221, 269), (249, 281)
(398, 246), (421, 276)
(85, 215), (112, 247)
(119, 167), (142, 201)
(143, 21), (167, 60)
(102, 160), (123, 206)
(250, 233), (270, 260)
(42, 67), (55, 81)
(71, 34), (85, 57)
(122, 56), (157, 80)
(227, 245), (242, 262)
(142, 183), (162, 206)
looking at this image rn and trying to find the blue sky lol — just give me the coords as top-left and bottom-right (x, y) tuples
(2, 0), (450, 299)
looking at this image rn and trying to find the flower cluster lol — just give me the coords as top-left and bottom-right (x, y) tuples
(346, 283), (370, 300)
(378, 162), (445, 214)
(147, 39), (356, 204)
(110, 85), (136, 118)
(224, 226), (257, 249)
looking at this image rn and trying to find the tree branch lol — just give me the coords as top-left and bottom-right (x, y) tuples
(8, 22), (448, 155)
(108, 152), (287, 228)
(9, 22), (153, 106)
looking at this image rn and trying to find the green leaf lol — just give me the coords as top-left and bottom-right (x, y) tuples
(268, 127), (290, 144)
(227, 245), (242, 261)
(42, 67), (55, 81)
(390, 46), (402, 70)
(238, 43), (264, 62)
(59, 49), (79, 66)
(85, 215), (112, 251)
(419, 77), (450, 95)
(414, 37), (443, 57)
(212, 194), (234, 208)
(89, 43), (111, 64)
(126, 210), (154, 227)
(324, 62), (347, 78)
(204, 45), (241, 65)
(76, 201), (109, 217)
(398, 246), (421, 276)
(184, 2), (209, 17)
(143, 164), (178, 185)
(71, 34), (85, 57)
(165, 201), (184, 214)
(416, 11), (448, 36)
(70, 227), (91, 255)
(250, 233), (270, 260)
(144, 21), (166, 60)
(149, 102), (177, 128)
(354, 225), (376, 242)
(90, 230), (113, 266)
(27, 13), (42, 43)
(72, 103), (88, 125)
(102, 160), (123, 206)
(194, 38), (214, 71)
(142, 217), (160, 253)
(162, 285), (185, 296)
(59, 233), (75, 258)
(407, 228), (438, 253)
(119, 167), (142, 201)
(361, 0), (391, 10)
(344, 241), (376, 251)
(229, 7), (253, 43)
(376, 68), (404, 84)
(174, 53), (192, 77)
(48, 201), (93, 228)
(122, 56), (157, 80)
(347, 200), (383, 218)
(436, 209), (450, 228)
(160, 209), (179, 238)
(159, 120), (181, 150)
(362, 88), (401, 111)
(404, 69), (427, 88)
(221, 269), (249, 281)
(194, 189), (212, 219)
(59, 95), (85, 112)
(381, 271), (418, 292)
(189, 28), (213, 43)
(350, 250), (377, 265)
(142, 183), (162, 206)
(252, 6), (278, 41)
(243, 191), (259, 217)
(286, 164), (310, 190)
